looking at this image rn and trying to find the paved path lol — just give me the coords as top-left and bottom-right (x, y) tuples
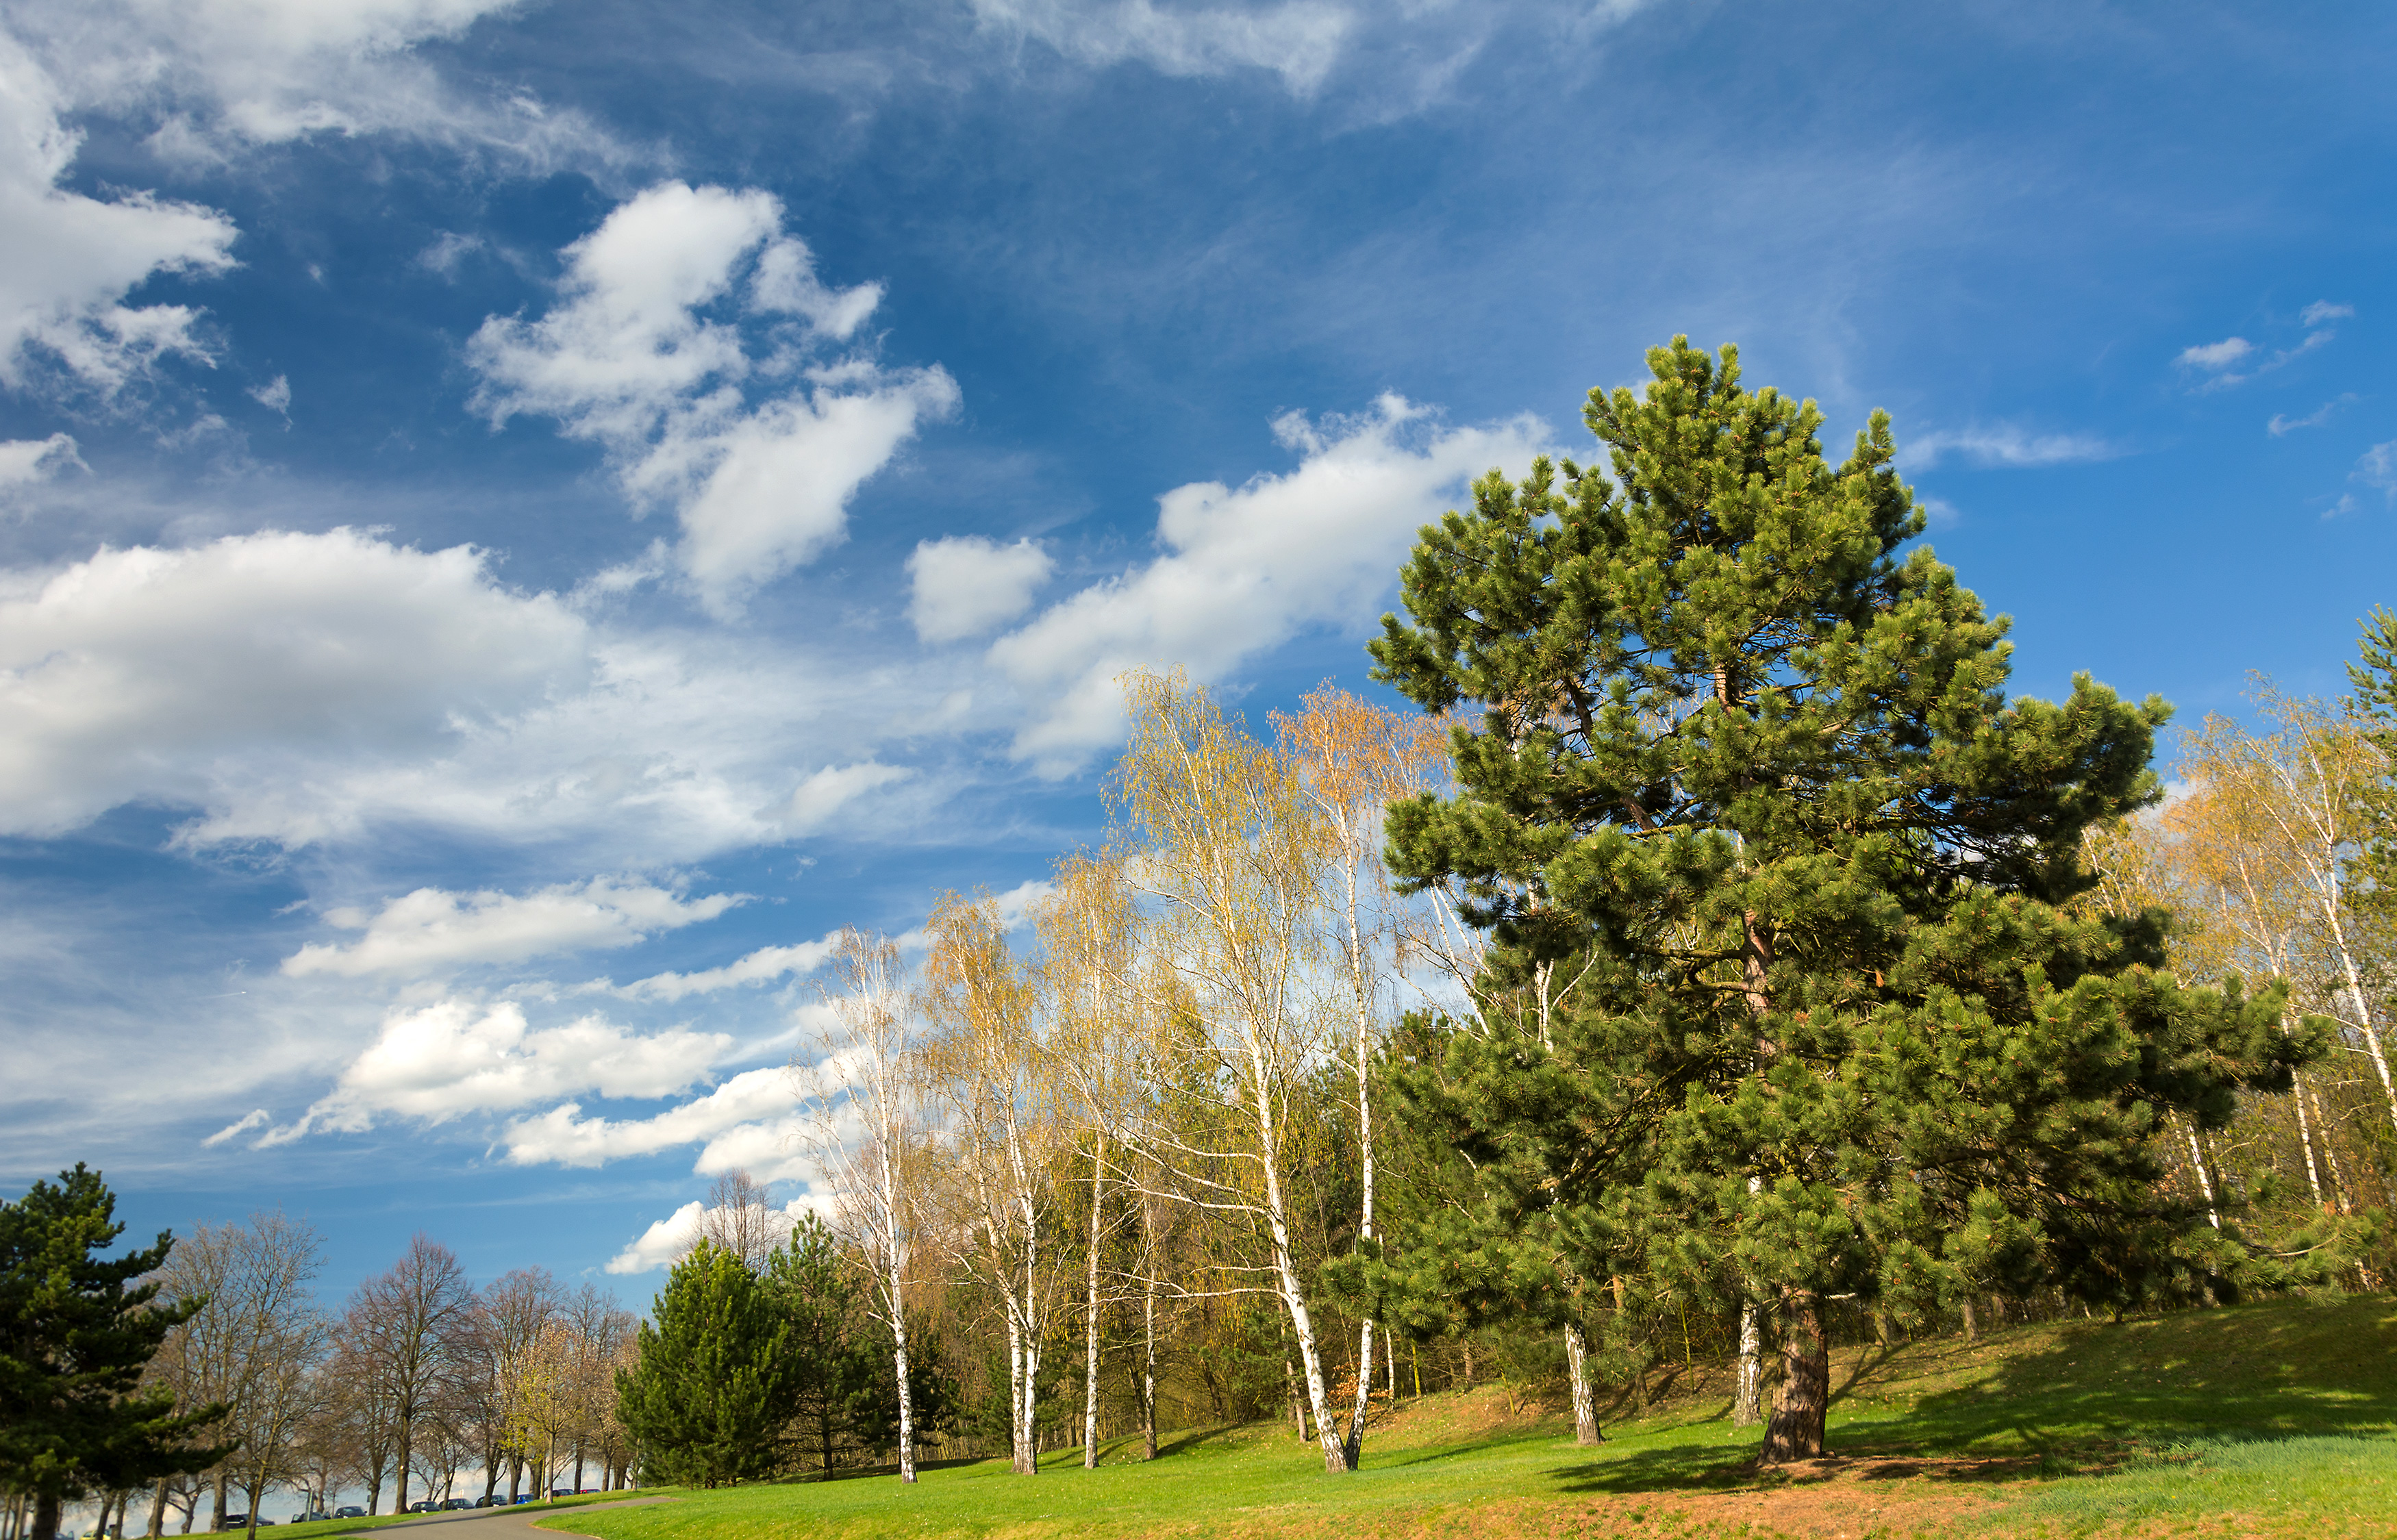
(321, 1498), (676, 1540)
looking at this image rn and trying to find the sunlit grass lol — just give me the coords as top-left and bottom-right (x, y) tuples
(516, 1294), (2395, 1539)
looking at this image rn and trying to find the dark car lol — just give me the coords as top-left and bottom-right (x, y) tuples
(406, 1501), (440, 1513)
(440, 1500), (473, 1511)
(221, 1517), (249, 1531)
(472, 1497), (502, 1509)
(332, 1509), (364, 1520)
(549, 1489), (573, 1500)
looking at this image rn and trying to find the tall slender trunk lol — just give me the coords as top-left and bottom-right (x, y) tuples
(1083, 1131), (1105, 1469)
(1563, 1324), (1601, 1446)
(2311, 1081), (2353, 1212)
(2181, 1116), (2222, 1228)
(1733, 1296), (1763, 1426)
(1757, 1289), (1828, 1463)
(2292, 1065), (2326, 1207)
(1142, 1270), (1159, 1461)
(394, 1413), (414, 1517)
(147, 1478), (168, 1539)
(1339, 849), (1377, 1473)
(1246, 1037), (1350, 1472)
(212, 1474), (227, 1530)
(890, 1293), (916, 1482)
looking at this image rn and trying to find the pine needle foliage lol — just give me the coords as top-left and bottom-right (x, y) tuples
(1364, 338), (2320, 1462)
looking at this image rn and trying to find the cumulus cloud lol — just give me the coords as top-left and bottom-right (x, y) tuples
(501, 1064), (796, 1170)
(987, 396), (1544, 767)
(468, 182), (958, 614)
(0, 524), (956, 855)
(282, 877), (742, 978)
(0, 433), (84, 489)
(603, 1191), (824, 1274)
(1897, 425), (2117, 470)
(0, 527), (586, 840)
(249, 374), (290, 417)
(907, 535), (1055, 644)
(261, 997), (731, 1142)
(0, 34), (239, 390)
(614, 938), (838, 1002)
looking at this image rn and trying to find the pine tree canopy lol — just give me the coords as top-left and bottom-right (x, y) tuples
(1365, 338), (2321, 1461)
(614, 1241), (797, 1488)
(0, 1165), (231, 1535)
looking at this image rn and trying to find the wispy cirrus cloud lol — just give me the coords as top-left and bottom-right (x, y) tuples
(2268, 394), (2360, 437)
(1896, 424), (2118, 470)
(2175, 303), (2351, 391)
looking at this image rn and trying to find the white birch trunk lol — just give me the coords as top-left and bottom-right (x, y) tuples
(1734, 1298), (1762, 1427)
(1084, 1131), (1105, 1469)
(1564, 1324), (1600, 1446)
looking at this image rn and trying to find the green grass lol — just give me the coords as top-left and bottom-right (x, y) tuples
(534, 1295), (2397, 1540)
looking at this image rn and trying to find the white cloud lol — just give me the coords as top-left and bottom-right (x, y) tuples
(2175, 336), (2251, 371)
(0, 527), (586, 840)
(249, 374), (290, 416)
(0, 33), (239, 390)
(468, 182), (958, 615)
(263, 996), (731, 1141)
(501, 1064), (795, 1170)
(0, 524), (960, 855)
(603, 1193), (823, 1274)
(0, 433), (84, 488)
(615, 938), (838, 1002)
(907, 535), (1055, 644)
(2300, 301), (2355, 326)
(201, 1108), (270, 1146)
(783, 761), (914, 835)
(968, 0), (1360, 94)
(2268, 395), (2357, 436)
(282, 877), (741, 978)
(16, 0), (634, 173)
(2351, 441), (2397, 508)
(988, 395), (1544, 767)
(1898, 425), (2117, 470)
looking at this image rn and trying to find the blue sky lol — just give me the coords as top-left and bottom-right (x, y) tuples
(1, 0), (2392, 1307)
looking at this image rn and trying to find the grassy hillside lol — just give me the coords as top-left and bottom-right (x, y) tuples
(530, 1296), (2395, 1540)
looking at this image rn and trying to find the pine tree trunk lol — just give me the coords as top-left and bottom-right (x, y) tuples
(1756, 1290), (1828, 1464)
(148, 1478), (168, 1539)
(1733, 1296), (1763, 1426)
(1084, 1132), (1105, 1470)
(212, 1475), (227, 1530)
(32, 1497), (57, 1540)
(1961, 1296), (1976, 1343)
(1563, 1324), (1601, 1446)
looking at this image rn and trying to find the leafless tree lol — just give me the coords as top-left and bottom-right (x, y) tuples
(696, 1170), (786, 1274)
(342, 1237), (476, 1515)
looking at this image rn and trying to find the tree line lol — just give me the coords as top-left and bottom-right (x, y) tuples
(633, 338), (2393, 1488)
(1, 1183), (638, 1540)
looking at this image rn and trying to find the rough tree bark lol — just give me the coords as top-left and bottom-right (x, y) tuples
(1563, 1324), (1601, 1446)
(1757, 1290), (1829, 1463)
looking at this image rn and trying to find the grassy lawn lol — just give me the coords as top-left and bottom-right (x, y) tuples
(528, 1294), (2397, 1539)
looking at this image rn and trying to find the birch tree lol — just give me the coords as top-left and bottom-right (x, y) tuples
(1111, 669), (1353, 1474)
(801, 927), (927, 1483)
(1271, 684), (1446, 1467)
(918, 892), (1062, 1476)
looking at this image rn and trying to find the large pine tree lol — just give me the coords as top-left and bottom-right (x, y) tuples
(1368, 339), (2314, 1462)
(0, 1167), (231, 1540)
(615, 1241), (796, 1487)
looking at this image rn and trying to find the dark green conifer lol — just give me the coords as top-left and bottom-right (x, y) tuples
(614, 1241), (796, 1487)
(1368, 338), (2316, 1462)
(0, 1166), (232, 1540)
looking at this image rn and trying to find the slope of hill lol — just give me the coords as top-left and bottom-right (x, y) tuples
(533, 1295), (2396, 1540)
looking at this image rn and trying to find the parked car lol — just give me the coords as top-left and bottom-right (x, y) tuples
(406, 1500), (440, 1513)
(549, 1489), (573, 1500)
(510, 1497), (533, 1506)
(332, 1509), (365, 1519)
(471, 1497), (502, 1509)
(288, 1513), (329, 1524)
(221, 1517), (249, 1530)
(440, 1500), (473, 1511)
